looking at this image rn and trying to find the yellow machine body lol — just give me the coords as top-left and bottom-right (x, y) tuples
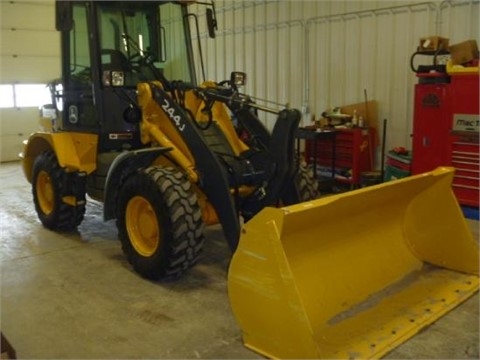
(228, 167), (479, 359)
(21, 132), (98, 183)
(22, 81), (255, 228)
(137, 81), (249, 164)
(137, 81), (253, 225)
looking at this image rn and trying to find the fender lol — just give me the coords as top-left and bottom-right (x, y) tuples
(103, 147), (171, 221)
(21, 132), (98, 183)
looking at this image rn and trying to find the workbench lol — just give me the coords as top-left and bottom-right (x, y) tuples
(295, 127), (336, 189)
(296, 127), (375, 188)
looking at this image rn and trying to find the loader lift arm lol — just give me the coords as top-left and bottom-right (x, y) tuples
(148, 83), (241, 250)
(194, 82), (303, 209)
(146, 80), (302, 248)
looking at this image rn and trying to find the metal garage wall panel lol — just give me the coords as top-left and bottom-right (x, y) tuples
(0, 0), (58, 84)
(388, 10), (415, 146)
(214, 25), (226, 80)
(196, 0), (478, 159)
(252, 4), (264, 99)
(0, 0), (477, 163)
(0, 1), (54, 30)
(0, 108), (39, 162)
(0, 108), (39, 134)
(243, 32), (255, 92)
(203, 39), (217, 82)
(0, 0), (57, 162)
(1, 30), (59, 58)
(287, 26), (305, 110)
(276, 27), (291, 107)
(1, 134), (28, 162)
(0, 56), (60, 83)
(223, 6), (235, 78)
(440, 1), (480, 42)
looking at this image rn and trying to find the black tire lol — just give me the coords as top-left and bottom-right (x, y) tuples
(296, 161), (319, 201)
(32, 151), (86, 231)
(117, 166), (205, 280)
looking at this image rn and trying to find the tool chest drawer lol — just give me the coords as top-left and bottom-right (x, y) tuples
(305, 128), (374, 185)
(448, 132), (479, 207)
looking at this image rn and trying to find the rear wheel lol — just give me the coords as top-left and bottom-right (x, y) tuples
(117, 166), (205, 280)
(32, 151), (86, 230)
(280, 160), (319, 206)
(296, 161), (319, 201)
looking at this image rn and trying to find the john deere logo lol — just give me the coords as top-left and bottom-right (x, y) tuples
(422, 93), (440, 108)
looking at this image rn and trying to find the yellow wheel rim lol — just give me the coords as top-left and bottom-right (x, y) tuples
(126, 196), (160, 257)
(36, 170), (55, 215)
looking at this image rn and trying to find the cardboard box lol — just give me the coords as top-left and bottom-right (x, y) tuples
(449, 40), (479, 65)
(418, 36), (449, 51)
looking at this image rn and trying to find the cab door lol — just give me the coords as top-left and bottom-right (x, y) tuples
(58, 1), (143, 152)
(59, 2), (99, 133)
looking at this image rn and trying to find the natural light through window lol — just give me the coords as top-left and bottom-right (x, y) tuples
(0, 84), (52, 108)
(15, 84), (51, 108)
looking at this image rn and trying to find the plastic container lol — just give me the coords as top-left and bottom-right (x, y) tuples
(446, 59), (479, 74)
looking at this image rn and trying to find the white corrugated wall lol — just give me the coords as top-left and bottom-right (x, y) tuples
(0, 0), (59, 162)
(191, 0), (479, 167)
(0, 0), (478, 165)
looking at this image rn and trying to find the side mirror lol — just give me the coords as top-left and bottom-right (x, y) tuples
(55, 1), (73, 31)
(206, 8), (217, 39)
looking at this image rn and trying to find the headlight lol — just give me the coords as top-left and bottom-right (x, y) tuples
(103, 70), (124, 87)
(230, 71), (246, 87)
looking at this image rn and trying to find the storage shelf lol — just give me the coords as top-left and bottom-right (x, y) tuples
(304, 128), (374, 186)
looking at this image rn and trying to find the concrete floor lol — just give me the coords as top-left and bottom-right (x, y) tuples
(0, 161), (478, 359)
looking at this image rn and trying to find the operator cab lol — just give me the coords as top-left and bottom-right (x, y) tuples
(54, 1), (197, 152)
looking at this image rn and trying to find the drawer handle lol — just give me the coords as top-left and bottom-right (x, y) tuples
(454, 175), (480, 181)
(452, 152), (479, 158)
(452, 184), (480, 190)
(453, 142), (480, 146)
(452, 160), (480, 166)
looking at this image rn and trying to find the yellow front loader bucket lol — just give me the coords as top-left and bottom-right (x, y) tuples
(228, 167), (479, 359)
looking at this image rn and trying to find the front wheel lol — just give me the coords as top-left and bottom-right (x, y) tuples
(32, 151), (86, 231)
(117, 167), (205, 280)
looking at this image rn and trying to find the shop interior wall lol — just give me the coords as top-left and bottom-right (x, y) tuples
(191, 0), (479, 168)
(0, 0), (478, 165)
(0, 0), (59, 162)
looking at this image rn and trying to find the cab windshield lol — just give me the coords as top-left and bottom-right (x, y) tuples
(96, 1), (193, 86)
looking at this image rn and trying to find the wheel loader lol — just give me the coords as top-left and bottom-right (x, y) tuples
(21, 1), (479, 358)
(21, 0), (318, 280)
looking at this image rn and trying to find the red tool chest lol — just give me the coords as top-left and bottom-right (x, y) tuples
(305, 128), (374, 186)
(411, 81), (452, 174)
(411, 72), (479, 207)
(448, 132), (479, 207)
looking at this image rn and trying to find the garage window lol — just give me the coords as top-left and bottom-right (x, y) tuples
(0, 84), (51, 109)
(15, 84), (51, 108)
